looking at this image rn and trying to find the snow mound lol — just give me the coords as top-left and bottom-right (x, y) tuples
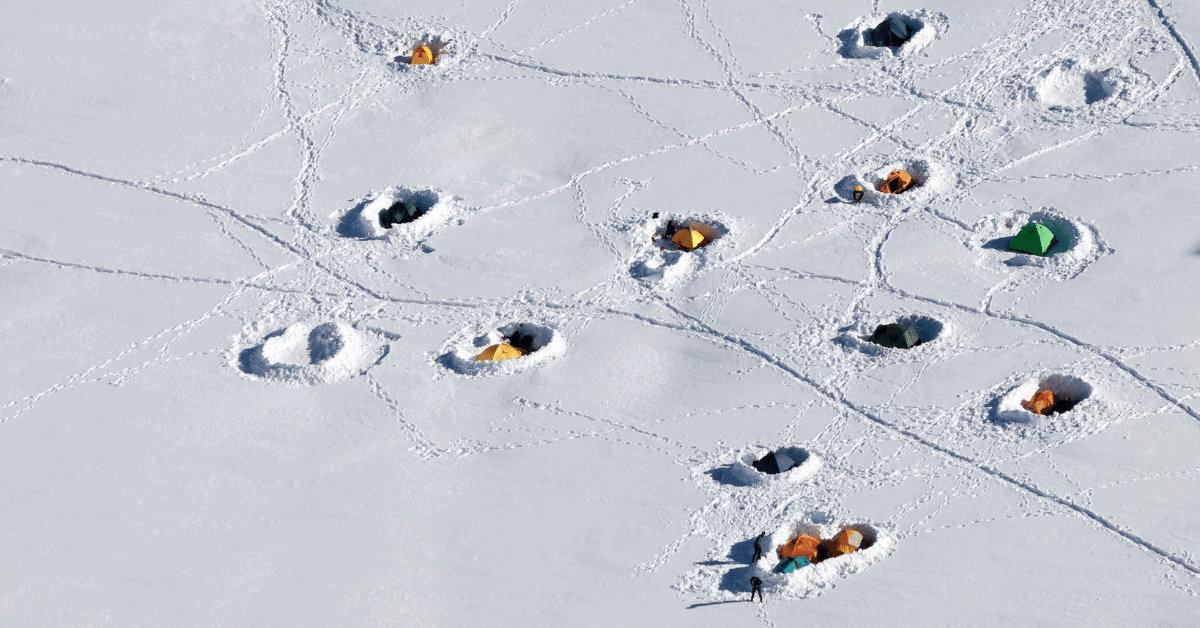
(834, 158), (949, 209)
(972, 208), (1111, 279)
(709, 447), (822, 487)
(434, 321), (566, 378)
(835, 312), (950, 356)
(334, 186), (465, 255)
(237, 322), (374, 386)
(628, 213), (738, 290)
(838, 11), (947, 60)
(994, 373), (1094, 424)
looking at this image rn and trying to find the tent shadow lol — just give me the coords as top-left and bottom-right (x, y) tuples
(705, 465), (755, 487)
(982, 236), (1013, 251)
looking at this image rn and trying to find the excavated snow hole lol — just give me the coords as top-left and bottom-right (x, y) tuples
(707, 447), (822, 487)
(993, 373), (1093, 424)
(628, 213), (736, 288)
(833, 158), (949, 208)
(334, 186), (466, 254)
(390, 32), (462, 70)
(236, 322), (378, 386)
(837, 10), (946, 60)
(434, 321), (567, 378)
(973, 208), (1110, 279)
(834, 314), (946, 356)
(1036, 60), (1117, 108)
(718, 520), (896, 599)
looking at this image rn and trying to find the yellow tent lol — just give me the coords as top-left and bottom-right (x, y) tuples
(827, 529), (863, 558)
(475, 343), (526, 361)
(411, 45), (434, 65)
(672, 227), (706, 251)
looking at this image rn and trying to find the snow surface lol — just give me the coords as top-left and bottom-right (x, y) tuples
(3, 0), (1200, 625)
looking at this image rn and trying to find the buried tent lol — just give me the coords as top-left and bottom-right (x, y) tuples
(773, 556), (810, 574)
(752, 451), (797, 474)
(475, 343), (526, 362)
(411, 45), (434, 65)
(827, 529), (863, 558)
(1009, 222), (1058, 256)
(870, 323), (920, 349)
(379, 201), (424, 229)
(867, 16), (912, 47)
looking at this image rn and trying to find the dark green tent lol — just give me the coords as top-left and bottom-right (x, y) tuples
(379, 201), (424, 229)
(867, 16), (911, 47)
(1008, 222), (1057, 256)
(870, 323), (920, 349)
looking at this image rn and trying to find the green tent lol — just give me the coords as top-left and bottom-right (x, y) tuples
(379, 201), (424, 229)
(1008, 222), (1057, 256)
(867, 16), (911, 47)
(773, 556), (810, 574)
(870, 323), (920, 349)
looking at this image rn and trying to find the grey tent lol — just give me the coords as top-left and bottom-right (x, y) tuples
(379, 201), (424, 229)
(867, 16), (911, 48)
(870, 323), (921, 349)
(752, 451), (797, 475)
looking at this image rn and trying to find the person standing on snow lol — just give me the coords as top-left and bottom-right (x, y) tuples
(749, 576), (763, 603)
(750, 532), (766, 563)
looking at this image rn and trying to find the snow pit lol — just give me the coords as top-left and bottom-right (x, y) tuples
(834, 158), (949, 209)
(837, 11), (946, 60)
(973, 208), (1110, 279)
(753, 520), (896, 599)
(835, 313), (948, 356)
(709, 447), (822, 487)
(1037, 60), (1119, 108)
(434, 321), (565, 378)
(391, 32), (461, 70)
(994, 374), (1093, 424)
(237, 322), (372, 386)
(628, 213), (737, 289)
(334, 186), (465, 254)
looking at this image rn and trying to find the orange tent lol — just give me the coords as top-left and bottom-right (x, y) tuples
(877, 170), (914, 194)
(827, 529), (863, 558)
(777, 534), (820, 561)
(1022, 389), (1055, 415)
(411, 45), (434, 65)
(475, 343), (526, 362)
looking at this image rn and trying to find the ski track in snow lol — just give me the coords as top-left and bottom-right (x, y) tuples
(5, 0), (1200, 611)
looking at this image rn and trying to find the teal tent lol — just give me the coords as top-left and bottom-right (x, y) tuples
(379, 201), (424, 229)
(870, 323), (920, 349)
(1008, 222), (1057, 256)
(773, 556), (810, 574)
(867, 16), (911, 47)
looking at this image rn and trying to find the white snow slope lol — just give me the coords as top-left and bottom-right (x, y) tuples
(3, 0), (1200, 626)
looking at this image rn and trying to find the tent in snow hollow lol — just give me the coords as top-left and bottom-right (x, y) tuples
(827, 529), (863, 558)
(867, 16), (912, 47)
(778, 533), (821, 561)
(411, 45), (434, 65)
(870, 323), (920, 349)
(752, 451), (797, 475)
(671, 226), (706, 251)
(1008, 222), (1057, 256)
(475, 343), (526, 362)
(878, 169), (915, 194)
(773, 556), (810, 574)
(379, 201), (424, 229)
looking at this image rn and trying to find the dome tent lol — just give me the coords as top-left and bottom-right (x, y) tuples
(827, 528), (863, 558)
(475, 343), (526, 362)
(867, 16), (911, 47)
(777, 533), (821, 561)
(878, 169), (915, 194)
(751, 450), (797, 474)
(672, 227), (706, 251)
(1009, 222), (1057, 256)
(411, 45), (434, 65)
(869, 323), (920, 349)
(379, 201), (424, 229)
(773, 556), (810, 574)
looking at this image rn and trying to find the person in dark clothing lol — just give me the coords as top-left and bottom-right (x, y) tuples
(749, 576), (763, 603)
(750, 532), (766, 563)
(663, 220), (678, 239)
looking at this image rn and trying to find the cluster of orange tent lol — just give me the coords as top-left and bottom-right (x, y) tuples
(777, 528), (864, 565)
